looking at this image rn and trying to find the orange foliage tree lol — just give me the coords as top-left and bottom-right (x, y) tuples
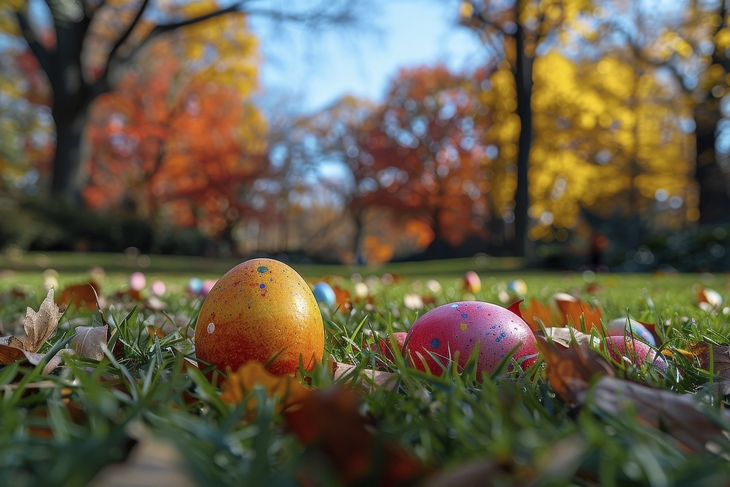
(346, 65), (493, 259)
(84, 38), (267, 240)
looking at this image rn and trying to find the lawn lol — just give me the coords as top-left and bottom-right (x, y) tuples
(0, 252), (728, 486)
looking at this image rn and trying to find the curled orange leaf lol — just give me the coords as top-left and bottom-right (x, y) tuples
(219, 361), (311, 412)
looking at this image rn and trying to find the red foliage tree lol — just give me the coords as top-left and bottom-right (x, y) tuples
(347, 65), (493, 256)
(84, 39), (268, 240)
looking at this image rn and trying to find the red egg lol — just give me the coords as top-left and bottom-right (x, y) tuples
(404, 301), (538, 378)
(605, 336), (667, 372)
(377, 332), (408, 362)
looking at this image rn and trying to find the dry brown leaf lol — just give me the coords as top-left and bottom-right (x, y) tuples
(543, 327), (599, 349)
(24, 350), (73, 375)
(686, 342), (730, 395)
(539, 336), (730, 454)
(0, 335), (25, 349)
(23, 288), (62, 353)
(333, 362), (399, 392)
(535, 335), (615, 406)
(69, 325), (108, 361)
(55, 282), (100, 310)
(219, 361), (312, 412)
(592, 376), (730, 453)
(710, 345), (730, 395)
(0, 343), (28, 364)
(285, 387), (426, 486)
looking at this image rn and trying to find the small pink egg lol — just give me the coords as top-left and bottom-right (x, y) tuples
(129, 272), (146, 291)
(404, 301), (537, 379)
(605, 336), (667, 372)
(151, 280), (166, 296)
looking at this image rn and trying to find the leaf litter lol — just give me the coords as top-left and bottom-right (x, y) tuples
(2, 274), (730, 485)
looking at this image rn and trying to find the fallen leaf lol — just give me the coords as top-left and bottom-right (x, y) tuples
(24, 349), (72, 375)
(332, 285), (352, 313)
(0, 343), (28, 364)
(591, 376), (730, 453)
(0, 335), (25, 349)
(519, 299), (553, 331)
(551, 297), (602, 333)
(539, 336), (730, 454)
(56, 282), (100, 310)
(686, 342), (730, 395)
(333, 362), (399, 392)
(543, 327), (599, 348)
(115, 289), (143, 302)
(535, 334), (614, 406)
(69, 325), (108, 361)
(285, 387), (426, 486)
(147, 325), (166, 340)
(507, 299), (524, 318)
(24, 288), (62, 353)
(219, 361), (311, 413)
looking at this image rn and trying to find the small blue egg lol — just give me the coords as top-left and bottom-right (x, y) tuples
(188, 277), (203, 295)
(313, 282), (336, 308)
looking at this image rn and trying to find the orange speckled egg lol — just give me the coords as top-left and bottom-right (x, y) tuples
(195, 258), (324, 376)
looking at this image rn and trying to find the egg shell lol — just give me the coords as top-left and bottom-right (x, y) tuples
(377, 332), (408, 362)
(507, 279), (527, 299)
(404, 301), (538, 378)
(463, 271), (481, 293)
(188, 277), (203, 295)
(194, 258), (324, 376)
(312, 282), (336, 308)
(151, 280), (167, 296)
(605, 318), (656, 346)
(129, 272), (146, 291)
(605, 335), (667, 372)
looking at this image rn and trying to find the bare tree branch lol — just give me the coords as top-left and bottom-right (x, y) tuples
(102, 0), (152, 79)
(14, 10), (52, 78)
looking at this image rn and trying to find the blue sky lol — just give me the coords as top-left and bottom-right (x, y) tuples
(249, 0), (489, 113)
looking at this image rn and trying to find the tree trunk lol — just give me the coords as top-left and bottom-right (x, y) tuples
(47, 18), (93, 201)
(512, 24), (534, 257)
(695, 98), (730, 224)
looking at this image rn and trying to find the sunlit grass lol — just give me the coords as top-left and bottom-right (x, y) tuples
(0, 252), (728, 485)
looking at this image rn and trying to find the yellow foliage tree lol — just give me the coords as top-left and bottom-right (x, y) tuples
(528, 50), (695, 242)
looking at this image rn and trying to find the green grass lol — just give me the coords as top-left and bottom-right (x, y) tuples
(0, 252), (729, 486)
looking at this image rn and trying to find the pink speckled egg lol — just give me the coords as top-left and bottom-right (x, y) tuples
(605, 335), (667, 372)
(194, 258), (324, 377)
(463, 271), (481, 293)
(404, 301), (538, 378)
